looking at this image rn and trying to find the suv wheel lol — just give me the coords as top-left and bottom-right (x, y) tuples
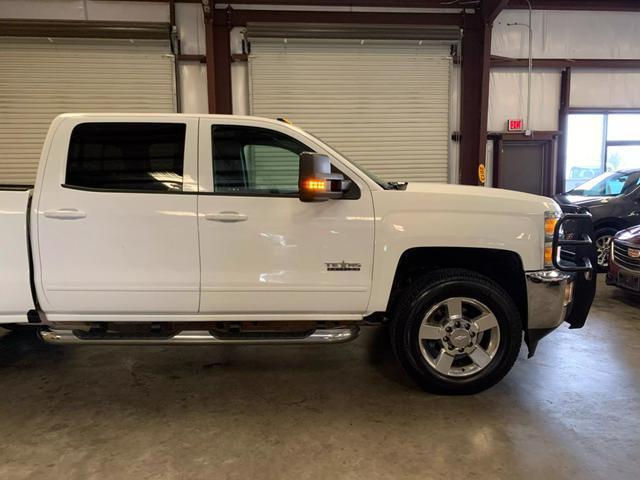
(594, 228), (617, 271)
(390, 269), (522, 395)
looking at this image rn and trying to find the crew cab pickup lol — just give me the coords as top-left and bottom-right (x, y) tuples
(0, 114), (597, 394)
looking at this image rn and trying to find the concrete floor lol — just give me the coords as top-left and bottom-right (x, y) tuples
(1, 277), (639, 480)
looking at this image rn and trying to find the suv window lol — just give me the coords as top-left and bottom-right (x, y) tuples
(66, 123), (186, 192)
(211, 125), (308, 195)
(570, 170), (640, 197)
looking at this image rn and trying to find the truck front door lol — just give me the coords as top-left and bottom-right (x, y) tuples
(197, 119), (375, 316)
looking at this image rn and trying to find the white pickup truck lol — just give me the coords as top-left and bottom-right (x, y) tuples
(1, 113), (596, 394)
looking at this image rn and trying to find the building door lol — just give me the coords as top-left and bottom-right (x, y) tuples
(496, 140), (553, 196)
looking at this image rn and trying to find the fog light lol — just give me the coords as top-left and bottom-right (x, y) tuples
(563, 281), (574, 307)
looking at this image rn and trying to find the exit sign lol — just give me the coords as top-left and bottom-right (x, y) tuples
(508, 119), (524, 131)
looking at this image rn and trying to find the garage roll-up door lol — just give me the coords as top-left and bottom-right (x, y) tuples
(248, 38), (453, 183)
(0, 37), (176, 184)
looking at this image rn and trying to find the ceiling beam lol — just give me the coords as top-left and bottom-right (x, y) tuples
(213, 8), (464, 27)
(481, 0), (510, 24)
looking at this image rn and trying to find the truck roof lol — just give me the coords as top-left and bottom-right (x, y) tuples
(55, 112), (286, 125)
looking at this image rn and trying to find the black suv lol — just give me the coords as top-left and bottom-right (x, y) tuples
(555, 168), (640, 270)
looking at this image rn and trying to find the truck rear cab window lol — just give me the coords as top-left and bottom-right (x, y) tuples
(65, 123), (186, 192)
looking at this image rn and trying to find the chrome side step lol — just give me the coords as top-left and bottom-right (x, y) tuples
(39, 327), (359, 346)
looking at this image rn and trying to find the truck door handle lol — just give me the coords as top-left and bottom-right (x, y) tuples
(44, 209), (87, 220)
(204, 211), (248, 223)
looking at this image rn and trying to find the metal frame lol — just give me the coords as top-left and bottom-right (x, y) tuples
(556, 67), (572, 193)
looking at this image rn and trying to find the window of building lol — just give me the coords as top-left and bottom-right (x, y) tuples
(66, 123), (186, 192)
(565, 113), (640, 192)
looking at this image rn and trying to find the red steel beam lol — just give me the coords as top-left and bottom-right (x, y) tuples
(213, 8), (464, 27)
(459, 14), (493, 185)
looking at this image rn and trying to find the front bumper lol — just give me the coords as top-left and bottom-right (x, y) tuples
(524, 267), (596, 356)
(525, 270), (574, 330)
(606, 262), (640, 293)
(524, 212), (597, 356)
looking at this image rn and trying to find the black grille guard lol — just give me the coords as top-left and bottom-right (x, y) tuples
(551, 212), (597, 329)
(552, 213), (596, 273)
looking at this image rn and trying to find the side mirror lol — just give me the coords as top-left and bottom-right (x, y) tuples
(298, 152), (348, 202)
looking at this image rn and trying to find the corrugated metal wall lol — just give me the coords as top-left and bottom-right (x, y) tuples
(0, 37), (176, 184)
(249, 38), (452, 183)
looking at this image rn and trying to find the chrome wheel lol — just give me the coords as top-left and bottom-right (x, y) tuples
(417, 297), (501, 378)
(596, 234), (614, 268)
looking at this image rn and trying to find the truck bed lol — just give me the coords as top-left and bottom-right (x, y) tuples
(0, 188), (35, 323)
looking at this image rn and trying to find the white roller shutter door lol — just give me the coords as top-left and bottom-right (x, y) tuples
(0, 37), (177, 184)
(248, 38), (452, 183)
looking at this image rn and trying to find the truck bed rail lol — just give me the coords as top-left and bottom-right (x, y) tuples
(0, 184), (33, 191)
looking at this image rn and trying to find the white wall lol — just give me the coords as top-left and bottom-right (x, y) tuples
(489, 9), (640, 132)
(0, 0), (207, 113)
(493, 10), (640, 59)
(488, 69), (560, 132)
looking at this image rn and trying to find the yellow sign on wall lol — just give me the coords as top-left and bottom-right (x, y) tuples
(478, 164), (487, 184)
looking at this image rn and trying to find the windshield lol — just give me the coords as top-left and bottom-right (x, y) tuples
(568, 171), (639, 197)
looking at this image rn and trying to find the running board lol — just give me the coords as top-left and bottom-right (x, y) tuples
(39, 327), (359, 346)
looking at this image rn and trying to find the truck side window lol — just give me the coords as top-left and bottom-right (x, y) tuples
(211, 125), (308, 195)
(66, 123), (186, 192)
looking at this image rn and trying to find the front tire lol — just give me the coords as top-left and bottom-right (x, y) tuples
(390, 269), (522, 395)
(594, 227), (617, 272)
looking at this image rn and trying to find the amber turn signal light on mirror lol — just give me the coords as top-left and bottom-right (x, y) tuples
(302, 179), (326, 191)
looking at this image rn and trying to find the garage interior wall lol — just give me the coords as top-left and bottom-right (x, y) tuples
(3, 2), (640, 184)
(489, 9), (640, 131)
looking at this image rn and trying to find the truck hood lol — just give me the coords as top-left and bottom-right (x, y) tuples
(403, 183), (559, 214)
(553, 194), (611, 208)
(616, 226), (640, 246)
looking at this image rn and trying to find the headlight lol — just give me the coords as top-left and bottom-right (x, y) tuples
(544, 211), (561, 269)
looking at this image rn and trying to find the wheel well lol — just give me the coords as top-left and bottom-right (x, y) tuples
(387, 248), (528, 329)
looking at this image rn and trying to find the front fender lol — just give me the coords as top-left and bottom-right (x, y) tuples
(367, 187), (553, 313)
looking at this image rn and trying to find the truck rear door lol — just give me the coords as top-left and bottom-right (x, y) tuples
(33, 116), (200, 314)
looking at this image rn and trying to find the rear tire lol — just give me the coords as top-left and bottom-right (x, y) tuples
(390, 269), (522, 395)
